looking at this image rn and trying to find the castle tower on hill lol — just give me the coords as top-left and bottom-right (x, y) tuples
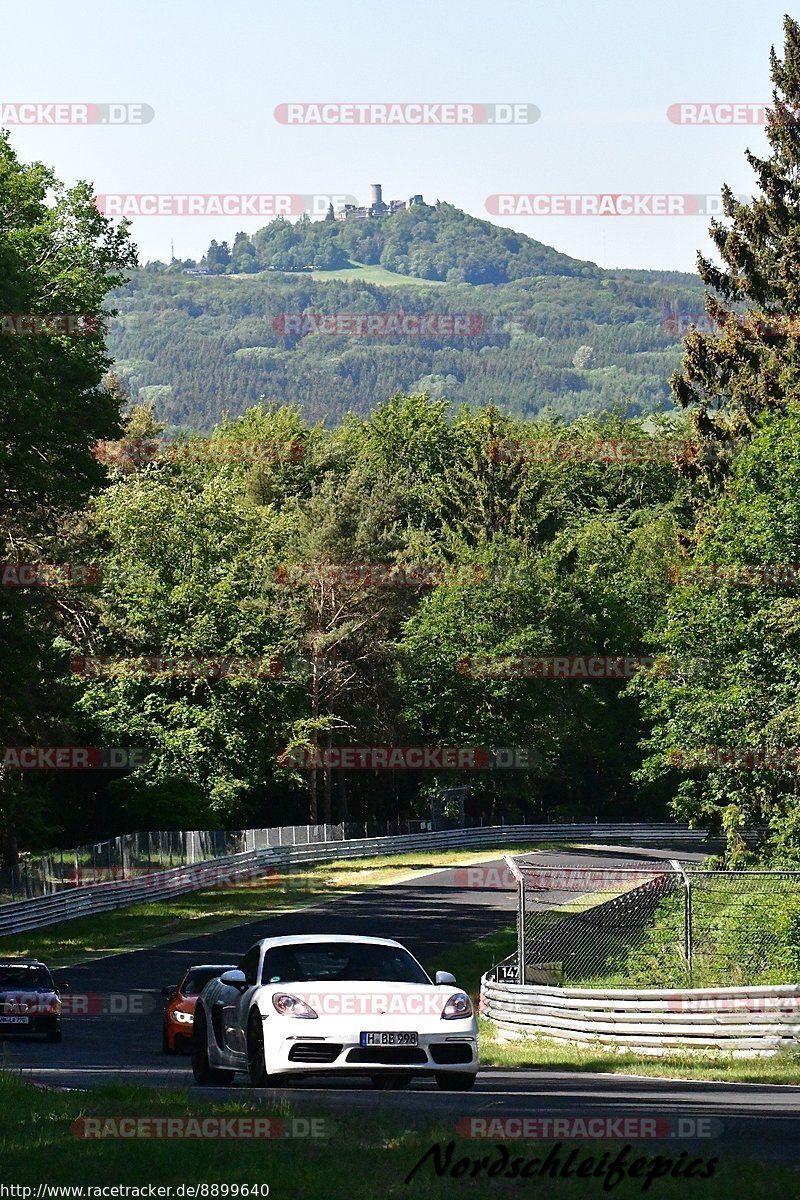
(336, 184), (428, 221)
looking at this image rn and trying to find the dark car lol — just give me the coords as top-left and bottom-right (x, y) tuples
(0, 959), (66, 1042)
(162, 964), (235, 1053)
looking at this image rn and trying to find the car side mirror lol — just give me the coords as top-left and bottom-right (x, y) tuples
(219, 969), (248, 990)
(161, 984), (178, 997)
(435, 970), (457, 985)
(53, 976), (69, 990)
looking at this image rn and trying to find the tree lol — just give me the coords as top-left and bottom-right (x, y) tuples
(0, 132), (136, 866)
(230, 232), (258, 274)
(633, 403), (800, 860)
(268, 463), (417, 823)
(671, 16), (800, 492)
(204, 239), (231, 273)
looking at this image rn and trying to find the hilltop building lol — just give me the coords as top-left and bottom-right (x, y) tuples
(337, 183), (429, 221)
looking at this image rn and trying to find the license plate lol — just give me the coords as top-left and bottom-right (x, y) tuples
(359, 1031), (417, 1046)
(0, 1015), (29, 1025)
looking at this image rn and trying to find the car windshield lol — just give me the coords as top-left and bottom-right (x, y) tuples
(180, 967), (229, 996)
(0, 965), (53, 991)
(260, 942), (430, 985)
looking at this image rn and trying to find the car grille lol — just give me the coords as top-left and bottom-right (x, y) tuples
(288, 1042), (343, 1064)
(430, 1043), (474, 1065)
(345, 1047), (428, 1065)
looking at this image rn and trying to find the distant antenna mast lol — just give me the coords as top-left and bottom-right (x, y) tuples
(170, 238), (175, 262)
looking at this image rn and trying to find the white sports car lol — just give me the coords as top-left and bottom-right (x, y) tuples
(192, 934), (478, 1090)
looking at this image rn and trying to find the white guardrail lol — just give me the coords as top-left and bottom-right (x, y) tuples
(0, 822), (712, 937)
(479, 976), (800, 1056)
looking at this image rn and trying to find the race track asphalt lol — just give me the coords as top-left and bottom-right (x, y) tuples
(4, 843), (799, 1165)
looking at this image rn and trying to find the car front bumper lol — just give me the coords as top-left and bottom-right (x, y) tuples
(265, 1024), (479, 1076)
(0, 1014), (60, 1035)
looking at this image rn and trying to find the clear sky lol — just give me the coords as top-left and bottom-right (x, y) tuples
(1, 0), (794, 272)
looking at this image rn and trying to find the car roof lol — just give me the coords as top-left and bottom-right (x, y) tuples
(0, 959), (48, 968)
(252, 935), (405, 951)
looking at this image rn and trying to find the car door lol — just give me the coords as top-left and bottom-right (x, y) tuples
(218, 944), (261, 1059)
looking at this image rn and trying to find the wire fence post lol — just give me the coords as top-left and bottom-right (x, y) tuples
(518, 879), (526, 984)
(670, 859), (692, 983)
(685, 875), (693, 982)
(504, 855), (526, 984)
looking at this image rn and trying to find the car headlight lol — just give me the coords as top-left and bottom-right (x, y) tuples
(272, 993), (318, 1019)
(441, 993), (473, 1020)
(173, 1010), (194, 1024)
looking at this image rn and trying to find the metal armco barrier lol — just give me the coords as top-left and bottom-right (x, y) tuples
(0, 823), (713, 936)
(480, 976), (800, 1055)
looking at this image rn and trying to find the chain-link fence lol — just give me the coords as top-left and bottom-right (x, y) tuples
(503, 857), (800, 989)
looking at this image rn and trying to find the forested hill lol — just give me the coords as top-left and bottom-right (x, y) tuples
(197, 202), (599, 283)
(106, 202), (705, 432)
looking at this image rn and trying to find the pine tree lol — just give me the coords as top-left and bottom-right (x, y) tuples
(672, 16), (800, 490)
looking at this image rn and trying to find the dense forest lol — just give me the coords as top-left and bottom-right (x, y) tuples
(7, 17), (800, 869)
(107, 259), (705, 431)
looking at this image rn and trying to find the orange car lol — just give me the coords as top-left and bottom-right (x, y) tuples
(162, 963), (235, 1053)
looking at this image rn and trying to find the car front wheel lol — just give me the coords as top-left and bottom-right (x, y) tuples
(192, 1008), (235, 1085)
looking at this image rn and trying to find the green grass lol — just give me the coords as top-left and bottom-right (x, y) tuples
(306, 263), (448, 287)
(0, 845), (540, 968)
(0, 1073), (787, 1194)
(480, 1025), (800, 1085)
(424, 922), (517, 997)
